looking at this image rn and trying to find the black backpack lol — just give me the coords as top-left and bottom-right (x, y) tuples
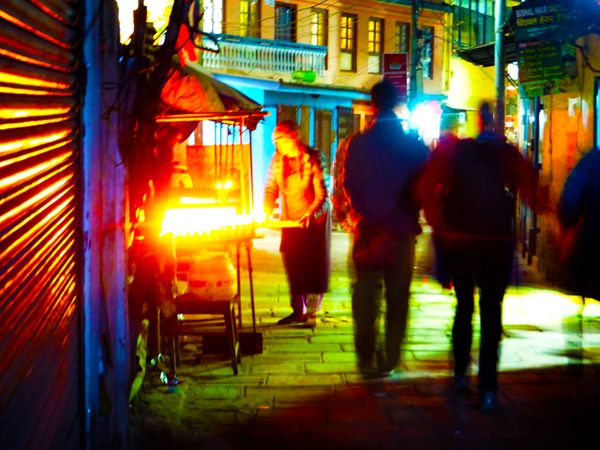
(442, 138), (516, 236)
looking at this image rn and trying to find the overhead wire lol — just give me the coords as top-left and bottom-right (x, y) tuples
(164, 1), (479, 89)
(198, 0), (450, 84)
(207, 0), (419, 43)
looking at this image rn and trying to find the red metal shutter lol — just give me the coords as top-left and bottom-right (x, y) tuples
(0, 1), (82, 449)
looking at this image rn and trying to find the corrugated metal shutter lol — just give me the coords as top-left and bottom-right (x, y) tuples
(0, 1), (82, 449)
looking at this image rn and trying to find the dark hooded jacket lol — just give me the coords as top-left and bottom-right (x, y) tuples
(558, 149), (600, 300)
(342, 109), (429, 265)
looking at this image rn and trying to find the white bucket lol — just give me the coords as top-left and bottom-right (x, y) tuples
(187, 251), (236, 301)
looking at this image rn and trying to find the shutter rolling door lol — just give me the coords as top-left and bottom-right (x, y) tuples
(0, 1), (82, 449)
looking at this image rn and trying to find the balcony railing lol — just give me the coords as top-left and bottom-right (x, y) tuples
(201, 34), (327, 76)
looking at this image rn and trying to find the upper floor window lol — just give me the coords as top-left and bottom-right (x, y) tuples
(368, 18), (384, 74)
(310, 8), (328, 47)
(240, 0), (261, 38)
(395, 21), (410, 55)
(275, 2), (297, 42)
(453, 0), (495, 48)
(340, 13), (357, 72)
(201, 0), (223, 34)
(420, 26), (434, 79)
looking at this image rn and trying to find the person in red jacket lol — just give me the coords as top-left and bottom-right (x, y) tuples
(417, 102), (536, 411)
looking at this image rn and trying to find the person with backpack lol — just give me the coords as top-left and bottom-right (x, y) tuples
(417, 102), (535, 411)
(339, 80), (429, 378)
(426, 121), (461, 291)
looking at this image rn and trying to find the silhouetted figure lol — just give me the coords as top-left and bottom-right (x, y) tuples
(129, 227), (176, 369)
(264, 121), (331, 327)
(339, 80), (429, 378)
(129, 126), (182, 381)
(417, 102), (535, 411)
(558, 148), (600, 301)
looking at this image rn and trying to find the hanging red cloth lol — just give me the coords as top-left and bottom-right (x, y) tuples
(175, 23), (197, 68)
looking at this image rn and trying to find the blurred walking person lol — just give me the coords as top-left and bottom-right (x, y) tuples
(264, 121), (331, 327)
(417, 102), (537, 411)
(558, 147), (600, 302)
(339, 80), (429, 378)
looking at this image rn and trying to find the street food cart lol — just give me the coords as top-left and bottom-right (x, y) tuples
(154, 62), (267, 370)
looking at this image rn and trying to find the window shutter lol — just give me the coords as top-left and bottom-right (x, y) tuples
(0, 1), (82, 449)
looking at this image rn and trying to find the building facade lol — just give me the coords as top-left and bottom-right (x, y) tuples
(184, 0), (453, 211)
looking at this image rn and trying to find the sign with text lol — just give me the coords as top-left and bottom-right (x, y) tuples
(513, 0), (569, 42)
(518, 41), (564, 83)
(383, 53), (408, 103)
(513, 0), (580, 98)
(518, 41), (578, 97)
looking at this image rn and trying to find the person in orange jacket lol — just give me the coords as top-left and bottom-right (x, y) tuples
(264, 121), (331, 327)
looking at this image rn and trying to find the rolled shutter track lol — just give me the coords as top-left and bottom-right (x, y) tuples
(0, 1), (82, 449)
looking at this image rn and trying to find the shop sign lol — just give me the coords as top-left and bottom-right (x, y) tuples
(292, 70), (316, 83)
(513, 0), (570, 42)
(513, 0), (579, 98)
(518, 42), (578, 97)
(383, 53), (408, 103)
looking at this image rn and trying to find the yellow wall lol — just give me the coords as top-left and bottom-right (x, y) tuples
(446, 57), (496, 137)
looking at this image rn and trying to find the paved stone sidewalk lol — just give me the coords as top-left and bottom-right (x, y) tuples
(130, 230), (600, 450)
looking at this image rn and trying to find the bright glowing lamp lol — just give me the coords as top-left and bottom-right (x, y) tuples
(160, 206), (255, 237)
(409, 101), (442, 146)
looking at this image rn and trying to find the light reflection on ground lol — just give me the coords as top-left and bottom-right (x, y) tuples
(130, 229), (600, 450)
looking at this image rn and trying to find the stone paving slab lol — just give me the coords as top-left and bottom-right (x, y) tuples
(130, 230), (600, 450)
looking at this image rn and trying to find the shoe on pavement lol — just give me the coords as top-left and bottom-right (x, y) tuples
(360, 369), (384, 380)
(277, 312), (307, 325)
(480, 391), (498, 412)
(305, 314), (317, 328)
(379, 368), (396, 378)
(377, 359), (397, 378)
(358, 359), (379, 380)
(453, 375), (470, 394)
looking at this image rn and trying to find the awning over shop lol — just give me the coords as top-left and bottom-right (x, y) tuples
(456, 35), (518, 67)
(158, 61), (265, 128)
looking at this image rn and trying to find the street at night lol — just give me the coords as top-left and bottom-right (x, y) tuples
(129, 229), (600, 450)
(2, 1), (599, 448)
